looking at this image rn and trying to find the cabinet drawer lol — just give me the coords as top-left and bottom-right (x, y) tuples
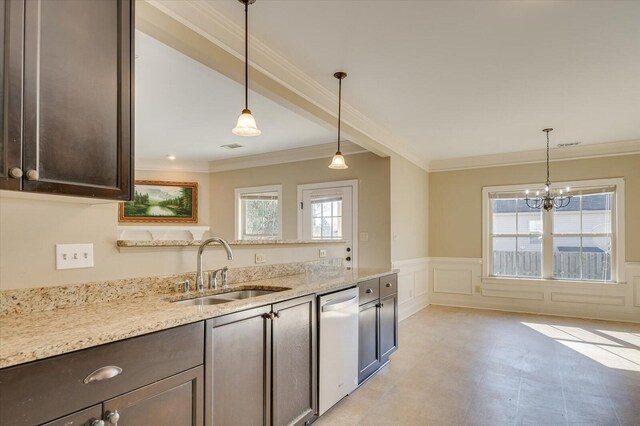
(380, 274), (398, 298)
(0, 322), (204, 426)
(358, 278), (380, 305)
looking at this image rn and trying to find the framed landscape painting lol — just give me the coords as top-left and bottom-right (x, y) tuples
(119, 181), (198, 223)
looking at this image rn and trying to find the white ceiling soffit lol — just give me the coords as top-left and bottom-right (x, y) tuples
(148, 0), (640, 170)
(135, 30), (337, 162)
(142, 0), (425, 168)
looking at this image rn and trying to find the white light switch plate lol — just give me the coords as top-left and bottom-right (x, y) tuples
(56, 243), (94, 270)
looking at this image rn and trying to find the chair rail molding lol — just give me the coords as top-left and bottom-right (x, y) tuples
(428, 257), (640, 323)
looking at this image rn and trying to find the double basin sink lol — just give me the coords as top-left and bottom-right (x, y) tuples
(172, 288), (285, 306)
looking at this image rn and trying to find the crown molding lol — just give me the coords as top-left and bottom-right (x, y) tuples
(209, 141), (367, 173)
(428, 139), (640, 173)
(141, 0), (427, 171)
(135, 158), (211, 173)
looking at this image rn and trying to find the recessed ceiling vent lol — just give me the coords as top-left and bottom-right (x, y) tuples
(220, 143), (244, 150)
(557, 142), (581, 148)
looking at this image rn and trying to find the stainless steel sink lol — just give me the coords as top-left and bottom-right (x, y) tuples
(172, 297), (233, 306)
(209, 290), (276, 300)
(172, 288), (284, 306)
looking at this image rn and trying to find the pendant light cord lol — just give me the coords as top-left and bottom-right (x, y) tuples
(337, 77), (342, 152)
(244, 0), (249, 111)
(546, 130), (550, 185)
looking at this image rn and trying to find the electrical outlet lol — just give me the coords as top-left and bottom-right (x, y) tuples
(56, 243), (94, 270)
(319, 249), (327, 258)
(475, 285), (482, 293)
(255, 253), (266, 264)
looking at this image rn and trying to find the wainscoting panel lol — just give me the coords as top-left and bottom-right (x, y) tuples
(433, 269), (473, 295)
(481, 288), (544, 301)
(392, 258), (429, 321)
(428, 257), (640, 323)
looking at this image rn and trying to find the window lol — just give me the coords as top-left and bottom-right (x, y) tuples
(310, 194), (343, 240)
(483, 179), (624, 283)
(235, 185), (282, 240)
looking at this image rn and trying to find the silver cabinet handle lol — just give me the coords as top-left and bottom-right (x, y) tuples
(25, 169), (39, 181)
(322, 295), (358, 312)
(106, 410), (120, 425)
(8, 167), (23, 179)
(83, 366), (123, 384)
(365, 288), (373, 294)
(91, 420), (105, 426)
(385, 282), (392, 288)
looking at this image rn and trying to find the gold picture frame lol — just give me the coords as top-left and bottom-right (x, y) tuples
(118, 180), (198, 223)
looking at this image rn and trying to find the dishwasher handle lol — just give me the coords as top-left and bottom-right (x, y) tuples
(321, 295), (358, 312)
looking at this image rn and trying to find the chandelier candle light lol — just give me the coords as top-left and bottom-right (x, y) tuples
(232, 0), (261, 137)
(524, 128), (572, 211)
(329, 72), (348, 169)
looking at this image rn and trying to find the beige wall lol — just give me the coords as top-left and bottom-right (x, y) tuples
(210, 152), (391, 269)
(390, 155), (428, 262)
(0, 169), (343, 290)
(429, 154), (640, 261)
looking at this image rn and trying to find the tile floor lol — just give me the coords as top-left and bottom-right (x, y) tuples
(314, 306), (640, 426)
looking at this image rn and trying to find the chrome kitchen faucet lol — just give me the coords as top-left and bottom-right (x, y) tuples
(196, 237), (234, 293)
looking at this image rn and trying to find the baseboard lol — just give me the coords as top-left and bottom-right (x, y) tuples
(399, 295), (429, 321)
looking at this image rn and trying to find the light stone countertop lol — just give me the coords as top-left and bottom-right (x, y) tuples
(0, 267), (392, 369)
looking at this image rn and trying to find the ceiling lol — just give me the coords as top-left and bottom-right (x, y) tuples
(134, 30), (336, 161)
(204, 0), (640, 162)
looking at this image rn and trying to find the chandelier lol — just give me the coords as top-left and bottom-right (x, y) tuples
(524, 128), (572, 211)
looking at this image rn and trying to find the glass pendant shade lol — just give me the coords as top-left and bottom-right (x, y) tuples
(232, 109), (261, 136)
(328, 151), (348, 169)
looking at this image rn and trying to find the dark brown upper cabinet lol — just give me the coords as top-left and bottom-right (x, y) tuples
(1, 0), (134, 200)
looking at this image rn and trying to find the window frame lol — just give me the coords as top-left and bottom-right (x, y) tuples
(482, 178), (625, 284)
(234, 184), (283, 241)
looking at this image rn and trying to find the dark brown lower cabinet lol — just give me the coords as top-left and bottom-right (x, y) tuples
(379, 293), (398, 359)
(103, 367), (203, 426)
(357, 274), (398, 384)
(205, 295), (317, 426)
(272, 296), (317, 426)
(358, 300), (381, 383)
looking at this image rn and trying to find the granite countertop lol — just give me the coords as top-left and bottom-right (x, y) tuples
(0, 268), (392, 369)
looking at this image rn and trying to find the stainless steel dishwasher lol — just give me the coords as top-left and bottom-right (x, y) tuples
(318, 286), (359, 416)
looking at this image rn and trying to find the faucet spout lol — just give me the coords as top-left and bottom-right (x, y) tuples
(196, 237), (234, 292)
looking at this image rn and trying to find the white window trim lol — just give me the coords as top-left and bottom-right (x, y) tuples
(234, 184), (283, 241)
(481, 177), (626, 284)
(296, 179), (358, 268)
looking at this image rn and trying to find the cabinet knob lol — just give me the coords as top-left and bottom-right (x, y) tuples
(8, 167), (23, 179)
(385, 283), (392, 288)
(25, 169), (39, 181)
(377, 302), (384, 308)
(106, 410), (120, 425)
(365, 288), (373, 294)
(91, 420), (105, 426)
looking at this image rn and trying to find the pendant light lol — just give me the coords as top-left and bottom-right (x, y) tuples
(524, 128), (572, 211)
(329, 72), (348, 169)
(232, 0), (261, 137)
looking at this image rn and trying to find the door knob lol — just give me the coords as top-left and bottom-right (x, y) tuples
(8, 167), (23, 179)
(25, 169), (39, 181)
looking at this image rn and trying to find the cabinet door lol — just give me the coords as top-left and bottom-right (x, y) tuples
(0, 0), (23, 190)
(272, 295), (317, 426)
(103, 367), (203, 426)
(206, 306), (272, 426)
(379, 294), (398, 360)
(22, 0), (133, 200)
(358, 300), (381, 384)
(42, 404), (103, 426)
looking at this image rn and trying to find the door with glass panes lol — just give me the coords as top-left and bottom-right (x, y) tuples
(299, 183), (355, 267)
